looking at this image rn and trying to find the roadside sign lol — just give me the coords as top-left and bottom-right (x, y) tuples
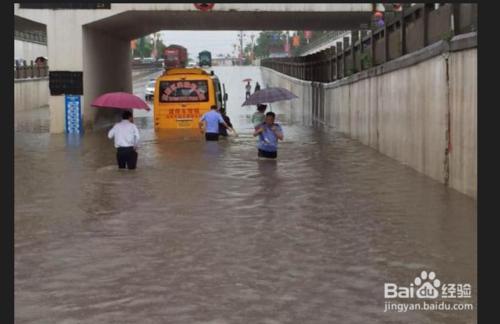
(65, 95), (82, 134)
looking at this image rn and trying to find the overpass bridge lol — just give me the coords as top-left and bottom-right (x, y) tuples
(14, 3), (374, 133)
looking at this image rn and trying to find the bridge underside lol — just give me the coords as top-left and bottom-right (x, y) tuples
(89, 11), (372, 39)
(15, 15), (46, 33)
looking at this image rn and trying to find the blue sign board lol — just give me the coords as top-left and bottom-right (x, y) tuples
(65, 95), (82, 134)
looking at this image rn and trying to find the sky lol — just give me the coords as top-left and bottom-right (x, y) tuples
(159, 30), (262, 59)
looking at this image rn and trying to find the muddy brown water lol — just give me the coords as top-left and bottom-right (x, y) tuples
(15, 67), (476, 324)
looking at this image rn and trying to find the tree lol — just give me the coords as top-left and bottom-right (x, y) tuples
(290, 30), (330, 56)
(134, 36), (152, 58)
(253, 31), (288, 59)
(133, 34), (168, 60)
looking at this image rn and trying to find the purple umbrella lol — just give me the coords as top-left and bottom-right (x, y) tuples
(91, 92), (150, 111)
(241, 87), (298, 106)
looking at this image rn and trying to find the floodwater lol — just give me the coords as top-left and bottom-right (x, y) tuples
(15, 66), (476, 323)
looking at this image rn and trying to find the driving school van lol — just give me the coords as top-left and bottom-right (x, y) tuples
(153, 67), (227, 130)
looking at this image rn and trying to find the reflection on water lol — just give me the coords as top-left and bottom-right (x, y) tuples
(14, 67), (476, 324)
(15, 106), (50, 133)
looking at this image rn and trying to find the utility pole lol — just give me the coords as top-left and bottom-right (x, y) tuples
(139, 37), (144, 59)
(150, 35), (155, 58)
(152, 33), (159, 59)
(285, 31), (290, 57)
(250, 34), (255, 63)
(238, 30), (246, 65)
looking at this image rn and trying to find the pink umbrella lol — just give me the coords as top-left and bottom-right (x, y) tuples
(91, 92), (150, 111)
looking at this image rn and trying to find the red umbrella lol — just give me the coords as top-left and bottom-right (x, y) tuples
(242, 78), (252, 82)
(91, 92), (150, 111)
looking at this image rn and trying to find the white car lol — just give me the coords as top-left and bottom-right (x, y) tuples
(141, 57), (155, 64)
(144, 79), (156, 101)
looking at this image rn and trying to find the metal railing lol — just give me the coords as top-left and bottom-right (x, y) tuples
(14, 30), (47, 45)
(131, 61), (164, 69)
(262, 3), (477, 83)
(296, 30), (349, 56)
(14, 61), (49, 79)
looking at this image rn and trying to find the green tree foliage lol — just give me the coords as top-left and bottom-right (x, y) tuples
(133, 34), (167, 59)
(250, 30), (331, 59)
(253, 31), (288, 58)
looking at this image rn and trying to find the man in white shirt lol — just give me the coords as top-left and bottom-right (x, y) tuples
(107, 110), (140, 170)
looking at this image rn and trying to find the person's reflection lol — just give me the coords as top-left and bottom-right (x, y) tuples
(202, 140), (221, 158)
(66, 133), (82, 148)
(257, 159), (279, 200)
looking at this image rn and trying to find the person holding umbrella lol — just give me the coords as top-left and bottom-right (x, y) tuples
(241, 86), (297, 158)
(245, 81), (252, 99)
(92, 91), (149, 170)
(107, 110), (140, 170)
(253, 111), (283, 159)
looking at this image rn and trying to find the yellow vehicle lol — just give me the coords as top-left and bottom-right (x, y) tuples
(153, 67), (228, 129)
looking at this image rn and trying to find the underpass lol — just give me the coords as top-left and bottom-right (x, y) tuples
(13, 3), (477, 324)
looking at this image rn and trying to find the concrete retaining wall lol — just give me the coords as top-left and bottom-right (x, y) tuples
(448, 49), (477, 198)
(261, 48), (477, 198)
(14, 78), (49, 112)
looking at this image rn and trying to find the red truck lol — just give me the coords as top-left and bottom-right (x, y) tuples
(163, 44), (188, 68)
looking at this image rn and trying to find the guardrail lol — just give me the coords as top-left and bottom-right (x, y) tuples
(262, 3), (477, 82)
(14, 61), (162, 79)
(14, 61), (49, 79)
(297, 30), (349, 56)
(14, 30), (47, 45)
(131, 61), (164, 69)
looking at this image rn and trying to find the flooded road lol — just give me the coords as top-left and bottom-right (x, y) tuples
(15, 66), (476, 323)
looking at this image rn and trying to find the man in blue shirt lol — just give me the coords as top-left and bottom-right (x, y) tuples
(199, 105), (233, 141)
(253, 111), (284, 159)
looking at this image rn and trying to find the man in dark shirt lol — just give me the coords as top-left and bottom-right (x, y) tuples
(254, 82), (261, 93)
(219, 109), (235, 137)
(199, 105), (233, 141)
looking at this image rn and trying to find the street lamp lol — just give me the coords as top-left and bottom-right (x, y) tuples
(237, 31), (246, 65)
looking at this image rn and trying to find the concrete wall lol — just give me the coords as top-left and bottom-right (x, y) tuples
(261, 49), (477, 198)
(448, 49), (477, 198)
(14, 39), (47, 61)
(83, 27), (132, 130)
(262, 71), (313, 127)
(14, 78), (49, 112)
(46, 11), (85, 133)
